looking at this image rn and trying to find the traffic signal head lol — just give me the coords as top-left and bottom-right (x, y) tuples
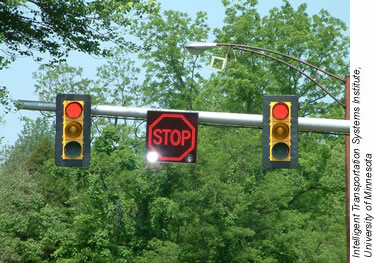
(55, 94), (91, 167)
(263, 95), (298, 169)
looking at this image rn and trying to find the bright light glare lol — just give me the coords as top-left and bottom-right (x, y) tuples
(185, 154), (194, 163)
(147, 151), (159, 163)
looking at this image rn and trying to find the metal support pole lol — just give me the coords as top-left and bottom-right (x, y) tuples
(15, 100), (350, 134)
(345, 75), (350, 262)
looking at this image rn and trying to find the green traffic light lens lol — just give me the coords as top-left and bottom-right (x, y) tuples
(272, 142), (289, 160)
(64, 141), (82, 158)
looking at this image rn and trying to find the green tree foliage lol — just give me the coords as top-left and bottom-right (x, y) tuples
(0, 0), (156, 68)
(0, 85), (13, 112)
(135, 8), (210, 110)
(0, 1), (349, 262)
(207, 0), (348, 117)
(0, 117), (69, 262)
(33, 63), (94, 103)
(95, 48), (142, 107)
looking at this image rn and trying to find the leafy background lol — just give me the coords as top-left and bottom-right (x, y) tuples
(0, 0), (349, 262)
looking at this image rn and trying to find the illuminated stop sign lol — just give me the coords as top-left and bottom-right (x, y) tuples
(146, 111), (198, 163)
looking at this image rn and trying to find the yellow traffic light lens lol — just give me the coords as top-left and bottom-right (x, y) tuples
(65, 122), (82, 138)
(272, 123), (289, 139)
(272, 142), (290, 160)
(64, 141), (82, 158)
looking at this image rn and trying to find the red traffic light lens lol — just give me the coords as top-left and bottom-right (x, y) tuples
(272, 103), (289, 120)
(65, 102), (83, 119)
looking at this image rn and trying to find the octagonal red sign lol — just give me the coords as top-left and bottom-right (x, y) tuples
(146, 111), (198, 163)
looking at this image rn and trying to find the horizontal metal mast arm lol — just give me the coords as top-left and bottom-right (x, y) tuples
(15, 100), (349, 134)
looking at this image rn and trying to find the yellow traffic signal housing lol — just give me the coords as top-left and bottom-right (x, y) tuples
(269, 101), (291, 161)
(263, 95), (298, 169)
(56, 94), (91, 167)
(62, 100), (84, 160)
